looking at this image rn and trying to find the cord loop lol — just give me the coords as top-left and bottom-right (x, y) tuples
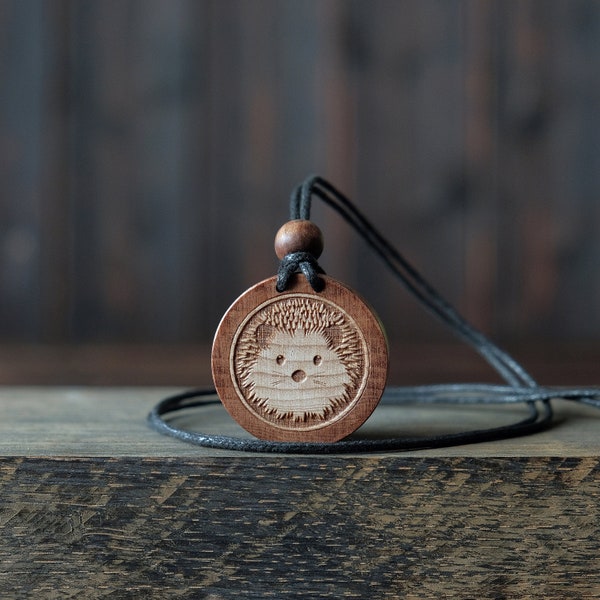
(148, 175), (600, 453)
(276, 251), (325, 292)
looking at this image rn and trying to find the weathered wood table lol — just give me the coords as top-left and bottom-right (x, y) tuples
(1, 386), (599, 598)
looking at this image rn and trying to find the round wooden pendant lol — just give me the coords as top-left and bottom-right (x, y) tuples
(211, 273), (388, 442)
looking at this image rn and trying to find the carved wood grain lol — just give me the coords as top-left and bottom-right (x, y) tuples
(212, 274), (389, 442)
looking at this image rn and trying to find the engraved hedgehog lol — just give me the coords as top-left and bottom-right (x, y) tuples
(235, 297), (364, 423)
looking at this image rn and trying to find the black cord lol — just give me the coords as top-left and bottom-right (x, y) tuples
(148, 386), (556, 454)
(276, 251), (324, 292)
(290, 176), (536, 388)
(148, 175), (600, 453)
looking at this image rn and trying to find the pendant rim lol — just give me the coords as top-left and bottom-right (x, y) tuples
(211, 274), (389, 443)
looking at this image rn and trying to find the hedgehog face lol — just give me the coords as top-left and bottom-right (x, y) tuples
(234, 297), (364, 424)
(247, 329), (352, 419)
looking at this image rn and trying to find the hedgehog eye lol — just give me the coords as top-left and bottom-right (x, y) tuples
(313, 355), (322, 366)
(276, 355), (285, 365)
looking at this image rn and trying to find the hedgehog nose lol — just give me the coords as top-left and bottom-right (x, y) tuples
(291, 369), (307, 383)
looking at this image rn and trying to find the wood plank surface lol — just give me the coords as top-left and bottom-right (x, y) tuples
(1, 0), (600, 345)
(0, 386), (599, 458)
(1, 454), (600, 598)
(1, 387), (600, 597)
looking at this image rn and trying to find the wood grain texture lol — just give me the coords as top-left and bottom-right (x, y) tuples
(0, 387), (600, 458)
(274, 220), (324, 260)
(212, 274), (388, 442)
(1, 388), (600, 596)
(1, 455), (599, 599)
(0, 388), (600, 600)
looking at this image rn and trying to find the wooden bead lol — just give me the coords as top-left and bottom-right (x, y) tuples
(274, 220), (324, 260)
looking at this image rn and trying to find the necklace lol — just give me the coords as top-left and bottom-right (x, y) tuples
(149, 176), (600, 453)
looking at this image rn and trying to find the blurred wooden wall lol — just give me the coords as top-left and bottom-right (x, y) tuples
(1, 0), (599, 345)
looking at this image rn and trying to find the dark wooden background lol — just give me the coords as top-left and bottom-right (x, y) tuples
(1, 0), (599, 347)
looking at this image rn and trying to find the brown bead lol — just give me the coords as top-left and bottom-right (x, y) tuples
(274, 220), (324, 260)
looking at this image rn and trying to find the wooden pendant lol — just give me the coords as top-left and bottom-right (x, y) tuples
(212, 273), (388, 442)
